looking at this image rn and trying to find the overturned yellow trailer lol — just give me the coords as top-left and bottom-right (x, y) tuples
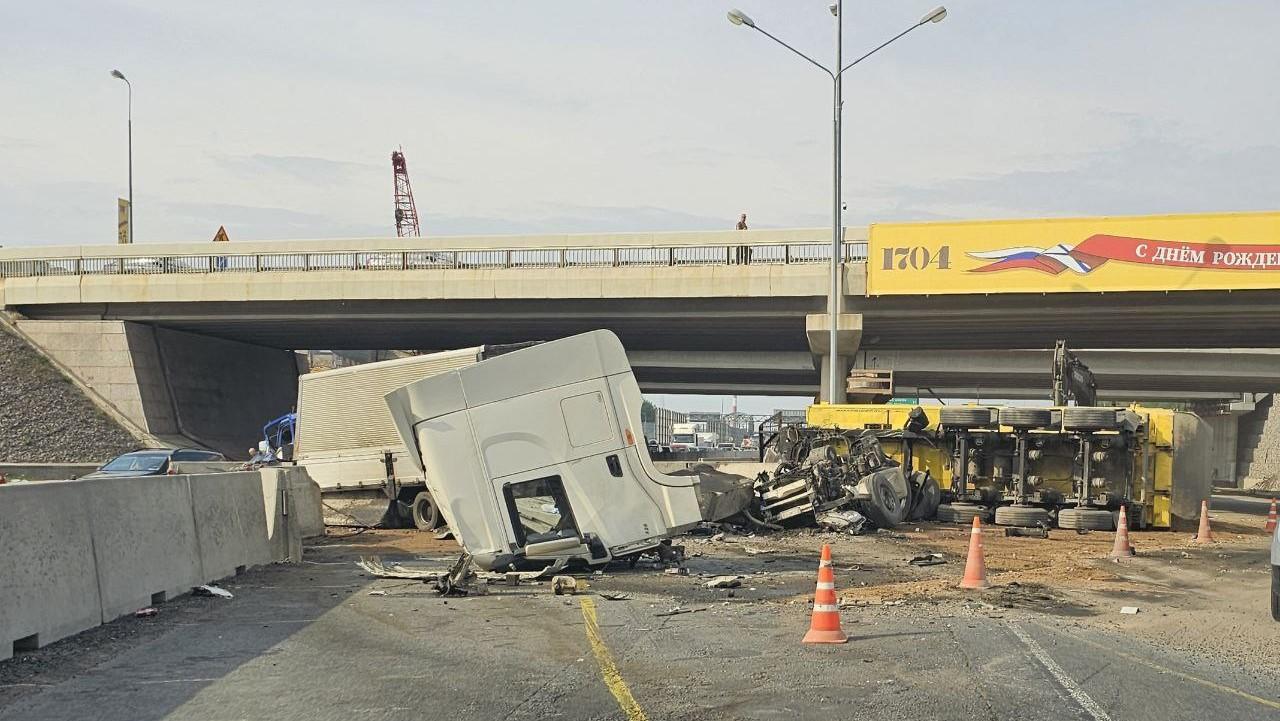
(805, 403), (1211, 530)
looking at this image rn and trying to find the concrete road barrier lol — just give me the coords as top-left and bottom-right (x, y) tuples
(0, 463), (99, 481)
(0, 482), (102, 662)
(1, 468), (322, 661)
(83, 475), (205, 621)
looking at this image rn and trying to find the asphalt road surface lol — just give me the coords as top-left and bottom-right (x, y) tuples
(2, 535), (1277, 721)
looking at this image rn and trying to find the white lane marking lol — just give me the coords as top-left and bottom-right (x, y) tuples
(1010, 624), (1112, 721)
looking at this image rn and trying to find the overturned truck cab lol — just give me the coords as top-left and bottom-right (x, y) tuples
(384, 330), (706, 572)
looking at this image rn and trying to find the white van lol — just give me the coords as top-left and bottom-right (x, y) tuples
(385, 330), (705, 571)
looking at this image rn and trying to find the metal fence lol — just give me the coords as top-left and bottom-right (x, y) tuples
(0, 241), (869, 278)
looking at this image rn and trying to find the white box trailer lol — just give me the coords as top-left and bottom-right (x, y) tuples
(293, 345), (533, 528)
(384, 330), (704, 571)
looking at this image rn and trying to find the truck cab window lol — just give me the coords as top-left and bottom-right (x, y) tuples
(503, 476), (580, 547)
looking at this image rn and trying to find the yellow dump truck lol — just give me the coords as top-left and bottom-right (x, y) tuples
(804, 403), (1211, 530)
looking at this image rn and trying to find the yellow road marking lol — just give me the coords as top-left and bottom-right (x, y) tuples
(1031, 621), (1280, 711)
(579, 597), (649, 721)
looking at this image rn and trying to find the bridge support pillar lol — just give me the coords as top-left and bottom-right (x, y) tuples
(806, 313), (863, 404)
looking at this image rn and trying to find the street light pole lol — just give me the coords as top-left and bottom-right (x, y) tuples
(727, 5), (946, 402)
(110, 69), (132, 243)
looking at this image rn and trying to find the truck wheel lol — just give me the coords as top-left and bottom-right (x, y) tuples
(994, 505), (1050, 527)
(999, 408), (1055, 429)
(411, 491), (442, 530)
(1062, 407), (1121, 431)
(1057, 507), (1113, 531)
(939, 407), (997, 429)
(935, 502), (986, 524)
(863, 474), (908, 529)
(909, 475), (941, 521)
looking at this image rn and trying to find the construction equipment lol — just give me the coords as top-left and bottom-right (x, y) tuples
(390, 148), (421, 237)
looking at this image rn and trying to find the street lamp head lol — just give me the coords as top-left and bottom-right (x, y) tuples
(110, 69), (127, 80)
(921, 6), (947, 24)
(726, 9), (755, 27)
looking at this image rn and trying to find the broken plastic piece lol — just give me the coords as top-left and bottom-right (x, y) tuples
(193, 584), (233, 599)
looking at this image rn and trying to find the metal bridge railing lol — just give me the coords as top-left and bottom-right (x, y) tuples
(0, 241), (869, 278)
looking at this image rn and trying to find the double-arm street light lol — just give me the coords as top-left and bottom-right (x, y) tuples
(110, 69), (133, 243)
(728, 3), (946, 402)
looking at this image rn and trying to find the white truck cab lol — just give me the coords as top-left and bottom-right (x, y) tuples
(384, 330), (705, 571)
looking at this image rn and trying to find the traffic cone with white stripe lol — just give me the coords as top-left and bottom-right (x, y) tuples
(1193, 499), (1214, 544)
(802, 544), (848, 644)
(1110, 505), (1136, 558)
(1265, 498), (1277, 534)
(959, 515), (991, 589)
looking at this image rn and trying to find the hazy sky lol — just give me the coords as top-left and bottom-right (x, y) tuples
(4, 1), (1278, 414)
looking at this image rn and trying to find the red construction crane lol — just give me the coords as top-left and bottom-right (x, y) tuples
(390, 148), (421, 237)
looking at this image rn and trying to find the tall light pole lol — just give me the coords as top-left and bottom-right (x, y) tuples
(110, 69), (133, 243)
(728, 4), (946, 402)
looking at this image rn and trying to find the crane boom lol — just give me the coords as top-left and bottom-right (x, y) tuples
(390, 149), (421, 237)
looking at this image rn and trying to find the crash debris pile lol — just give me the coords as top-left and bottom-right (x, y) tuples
(752, 416), (940, 533)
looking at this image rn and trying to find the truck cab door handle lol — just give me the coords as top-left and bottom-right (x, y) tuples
(605, 454), (623, 477)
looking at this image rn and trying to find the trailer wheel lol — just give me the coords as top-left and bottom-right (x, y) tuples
(998, 408), (1055, 429)
(410, 491), (442, 531)
(939, 407), (997, 429)
(1057, 507), (1113, 531)
(909, 475), (941, 521)
(863, 474), (908, 529)
(994, 505), (1050, 528)
(1062, 407), (1121, 431)
(935, 502), (987, 524)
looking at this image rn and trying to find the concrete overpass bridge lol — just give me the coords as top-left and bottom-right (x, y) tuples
(3, 225), (1279, 456)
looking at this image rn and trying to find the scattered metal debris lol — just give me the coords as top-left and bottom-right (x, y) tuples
(193, 584), (233, 599)
(134, 607), (158, 617)
(703, 575), (742, 589)
(599, 592), (630, 601)
(1005, 527), (1050, 539)
(908, 553), (946, 567)
(1120, 606), (1140, 615)
(654, 606), (708, 617)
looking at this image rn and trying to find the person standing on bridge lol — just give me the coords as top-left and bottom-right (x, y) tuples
(735, 213), (752, 264)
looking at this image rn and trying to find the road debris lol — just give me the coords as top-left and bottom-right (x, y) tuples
(908, 553), (946, 567)
(654, 606), (708, 617)
(599, 592), (630, 601)
(703, 575), (742, 589)
(134, 607), (158, 618)
(192, 584), (233, 599)
(368, 590), (387, 596)
(1120, 606), (1140, 615)
(552, 576), (585, 595)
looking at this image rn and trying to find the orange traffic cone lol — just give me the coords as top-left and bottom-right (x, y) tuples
(959, 515), (991, 589)
(1110, 505), (1136, 558)
(1265, 499), (1277, 534)
(1193, 499), (1214, 544)
(802, 544), (848, 644)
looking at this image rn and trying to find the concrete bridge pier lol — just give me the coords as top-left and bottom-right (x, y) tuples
(806, 313), (863, 404)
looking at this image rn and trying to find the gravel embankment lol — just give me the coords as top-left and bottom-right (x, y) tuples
(0, 325), (138, 463)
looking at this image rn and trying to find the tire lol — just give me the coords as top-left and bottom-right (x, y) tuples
(1062, 407), (1121, 431)
(935, 502), (987, 524)
(939, 407), (997, 428)
(862, 474), (908, 529)
(999, 408), (1055, 429)
(410, 491), (442, 530)
(994, 504), (1050, 527)
(1271, 566), (1279, 622)
(1057, 507), (1114, 531)
(909, 474), (942, 521)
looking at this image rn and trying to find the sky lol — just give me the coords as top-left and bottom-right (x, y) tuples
(4, 1), (1278, 414)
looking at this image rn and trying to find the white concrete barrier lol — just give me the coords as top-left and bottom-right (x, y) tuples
(1, 468), (322, 661)
(0, 482), (102, 662)
(83, 475), (205, 621)
(189, 472), (274, 582)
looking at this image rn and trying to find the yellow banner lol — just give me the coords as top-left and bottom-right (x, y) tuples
(866, 211), (1280, 295)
